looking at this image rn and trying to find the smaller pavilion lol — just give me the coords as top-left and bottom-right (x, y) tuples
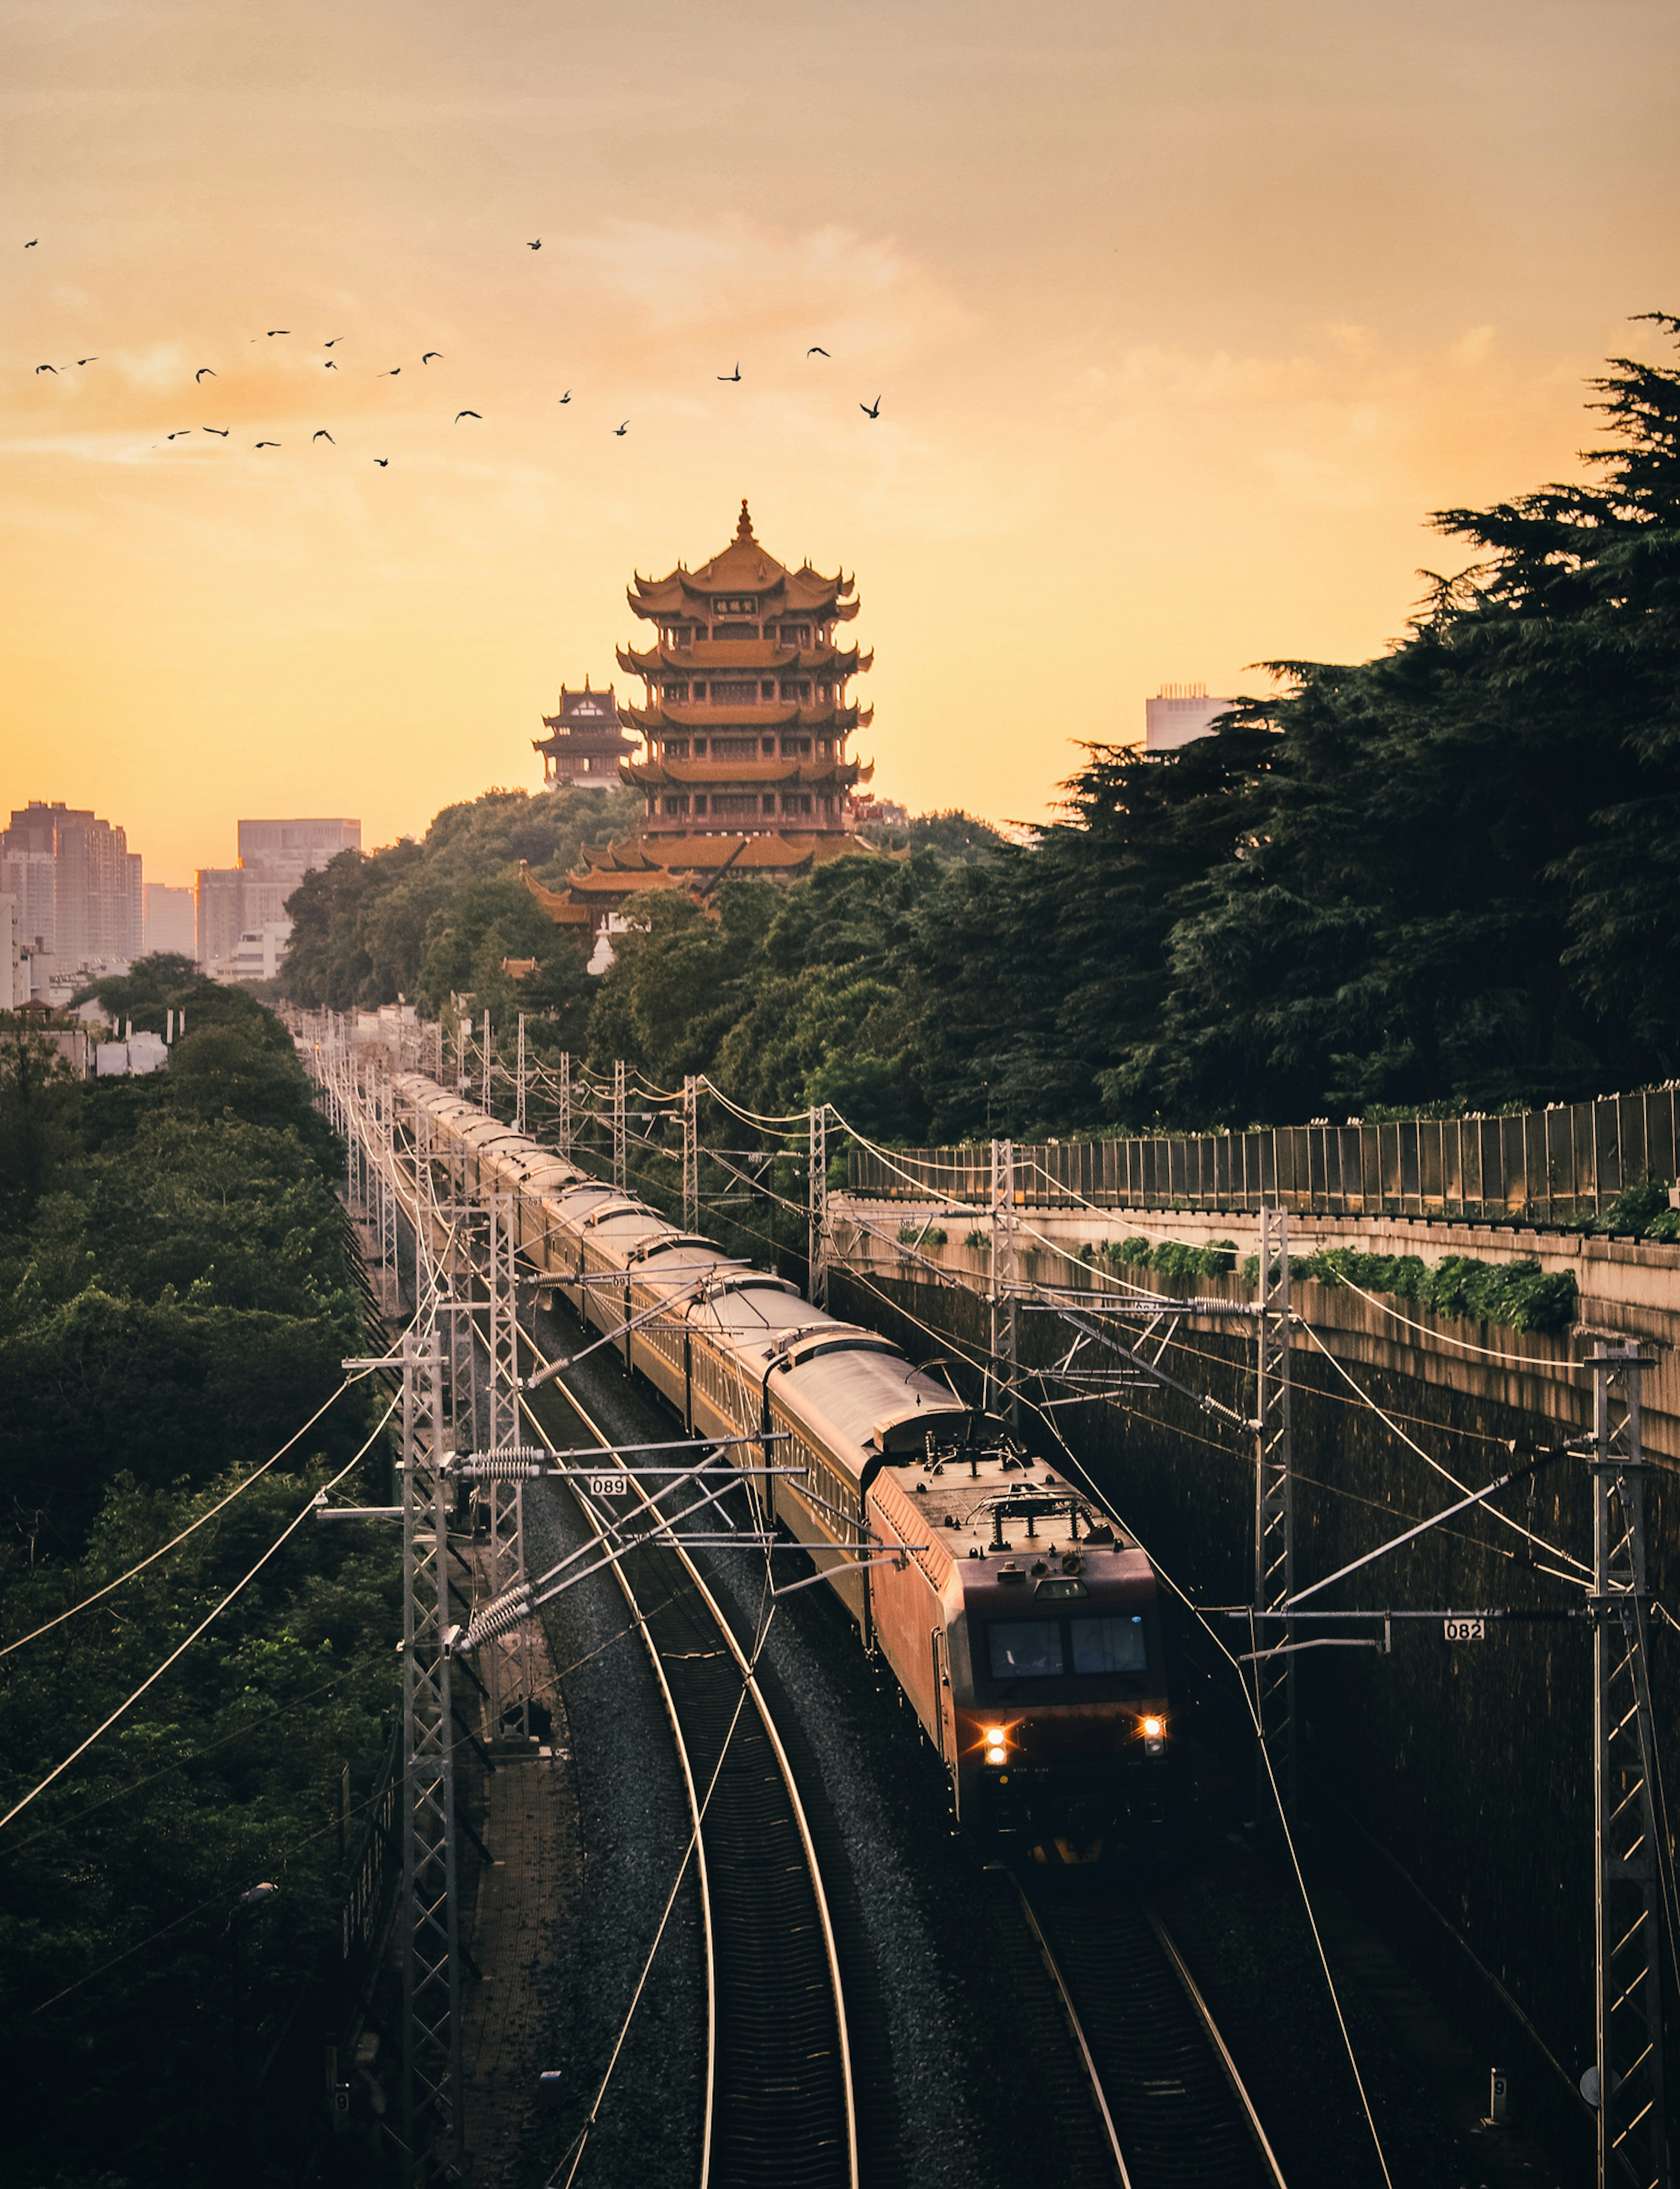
(532, 683), (637, 788)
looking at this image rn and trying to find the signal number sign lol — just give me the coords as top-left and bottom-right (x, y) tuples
(1444, 1617), (1487, 1642)
(588, 1472), (629, 1498)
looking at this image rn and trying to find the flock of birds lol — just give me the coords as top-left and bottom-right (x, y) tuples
(21, 236), (885, 467)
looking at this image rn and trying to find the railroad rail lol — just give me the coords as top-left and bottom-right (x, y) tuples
(1018, 1880), (1286, 2189)
(515, 1316), (859, 2189)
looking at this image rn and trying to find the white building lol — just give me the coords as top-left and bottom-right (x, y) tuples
(210, 920), (294, 984)
(1143, 684), (1236, 754)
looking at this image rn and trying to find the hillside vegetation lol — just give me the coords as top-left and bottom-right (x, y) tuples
(0, 973), (399, 2185)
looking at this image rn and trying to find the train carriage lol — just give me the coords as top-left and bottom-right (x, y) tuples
(387, 1071), (1170, 1849)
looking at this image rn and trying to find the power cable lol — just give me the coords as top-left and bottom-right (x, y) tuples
(0, 1372), (379, 1658)
(0, 1395), (399, 1836)
(836, 1259), (1395, 2185)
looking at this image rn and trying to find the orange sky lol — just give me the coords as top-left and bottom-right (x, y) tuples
(5, 0), (1678, 885)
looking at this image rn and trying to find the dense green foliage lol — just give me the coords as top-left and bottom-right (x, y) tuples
(280, 782), (640, 1021)
(580, 321), (1680, 1137)
(0, 981), (399, 2184)
(1092, 1232), (1577, 1333)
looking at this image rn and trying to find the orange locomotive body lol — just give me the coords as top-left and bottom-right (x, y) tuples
(394, 1071), (1171, 1849)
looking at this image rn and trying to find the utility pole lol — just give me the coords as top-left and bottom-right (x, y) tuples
(454, 1014), (467, 1100)
(808, 1102), (829, 1311)
(515, 1013), (526, 1136)
(683, 1076), (699, 1235)
(1253, 1205), (1295, 1821)
(612, 1059), (626, 1192)
(480, 1012), (493, 1115)
(557, 1052), (573, 1160)
(990, 1140), (1018, 1427)
(481, 1193), (528, 1744)
(1589, 1343), (1670, 2189)
(398, 1327), (462, 2182)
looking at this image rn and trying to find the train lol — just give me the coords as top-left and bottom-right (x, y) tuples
(391, 1070), (1171, 1855)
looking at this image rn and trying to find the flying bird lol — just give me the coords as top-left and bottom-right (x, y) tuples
(860, 396), (881, 418)
(267, 329), (289, 337)
(167, 430), (191, 439)
(255, 440), (279, 448)
(35, 363), (56, 374)
(374, 458), (388, 467)
(422, 351), (442, 363)
(76, 356), (98, 365)
(313, 429), (334, 443)
(323, 360), (336, 369)
(196, 367), (216, 382)
(382, 366), (400, 375)
(527, 239), (541, 249)
(558, 390), (570, 403)
(455, 409), (481, 423)
(323, 337), (341, 347)
(807, 346), (829, 358)
(203, 427), (229, 436)
(24, 239), (37, 247)
(614, 420), (628, 436)
(718, 362), (741, 382)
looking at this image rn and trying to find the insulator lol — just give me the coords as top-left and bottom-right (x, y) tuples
(459, 1455), (543, 1481)
(461, 1586), (532, 1651)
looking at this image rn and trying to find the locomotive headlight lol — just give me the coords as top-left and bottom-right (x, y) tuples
(984, 1726), (1006, 1747)
(985, 1745), (1007, 1766)
(1141, 1714), (1165, 1756)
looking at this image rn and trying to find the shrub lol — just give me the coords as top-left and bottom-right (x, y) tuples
(1289, 1245), (1578, 1334)
(898, 1222), (947, 1248)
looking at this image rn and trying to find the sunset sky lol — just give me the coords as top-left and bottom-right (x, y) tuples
(6, 0), (1678, 886)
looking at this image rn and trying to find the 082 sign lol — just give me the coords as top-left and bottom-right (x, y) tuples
(1444, 1617), (1487, 1642)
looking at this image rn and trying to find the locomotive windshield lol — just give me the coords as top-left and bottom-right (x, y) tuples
(988, 1621), (1063, 1678)
(987, 1612), (1146, 1681)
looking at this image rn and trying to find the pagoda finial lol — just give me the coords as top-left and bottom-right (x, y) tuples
(736, 498), (754, 541)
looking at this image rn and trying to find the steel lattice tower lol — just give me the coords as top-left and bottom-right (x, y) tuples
(1253, 1205), (1295, 1819)
(1589, 1343), (1670, 2189)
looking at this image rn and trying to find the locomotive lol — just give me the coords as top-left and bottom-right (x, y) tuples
(394, 1072), (1170, 1852)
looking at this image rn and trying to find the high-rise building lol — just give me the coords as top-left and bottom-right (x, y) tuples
(0, 892), (26, 1007)
(144, 882), (197, 958)
(196, 817), (360, 972)
(0, 802), (143, 960)
(1143, 684), (1236, 754)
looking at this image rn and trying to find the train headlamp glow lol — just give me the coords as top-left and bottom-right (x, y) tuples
(985, 1746), (1007, 1766)
(1141, 1714), (1166, 1755)
(983, 1726), (1006, 1746)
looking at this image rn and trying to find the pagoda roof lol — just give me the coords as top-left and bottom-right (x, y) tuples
(616, 640), (869, 678)
(518, 863), (592, 923)
(628, 499), (857, 623)
(625, 755), (863, 789)
(621, 700), (871, 734)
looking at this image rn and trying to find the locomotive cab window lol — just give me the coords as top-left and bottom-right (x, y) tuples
(1072, 1614), (1146, 1674)
(988, 1621), (1064, 1679)
(984, 1610), (1151, 1696)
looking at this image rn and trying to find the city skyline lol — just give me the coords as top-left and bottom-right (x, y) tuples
(7, 1), (1677, 889)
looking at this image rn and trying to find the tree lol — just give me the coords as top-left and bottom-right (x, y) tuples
(0, 1021), (82, 1229)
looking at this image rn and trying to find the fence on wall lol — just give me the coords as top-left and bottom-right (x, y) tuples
(847, 1088), (1680, 1225)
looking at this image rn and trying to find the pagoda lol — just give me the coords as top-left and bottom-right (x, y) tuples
(532, 681), (636, 787)
(524, 502), (877, 942)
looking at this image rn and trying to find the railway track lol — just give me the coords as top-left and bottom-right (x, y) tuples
(515, 1317), (859, 2189)
(1019, 1879), (1287, 2189)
